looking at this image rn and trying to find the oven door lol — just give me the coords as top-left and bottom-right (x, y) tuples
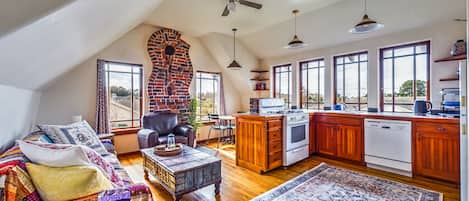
(285, 121), (309, 151)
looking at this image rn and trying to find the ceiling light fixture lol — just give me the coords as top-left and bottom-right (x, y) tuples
(227, 28), (242, 70)
(349, 0), (383, 34)
(285, 9), (307, 49)
(227, 0), (236, 12)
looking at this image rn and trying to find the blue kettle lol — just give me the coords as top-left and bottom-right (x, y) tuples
(413, 100), (432, 114)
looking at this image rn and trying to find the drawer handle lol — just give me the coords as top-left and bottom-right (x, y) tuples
(437, 127), (447, 131)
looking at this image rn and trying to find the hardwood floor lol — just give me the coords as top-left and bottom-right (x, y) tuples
(118, 143), (460, 201)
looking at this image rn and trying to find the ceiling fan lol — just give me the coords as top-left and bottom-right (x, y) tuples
(222, 0), (262, 16)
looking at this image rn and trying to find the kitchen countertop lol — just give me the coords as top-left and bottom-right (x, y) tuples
(234, 110), (459, 122)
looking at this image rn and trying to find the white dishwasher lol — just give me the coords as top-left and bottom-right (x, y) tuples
(364, 119), (412, 176)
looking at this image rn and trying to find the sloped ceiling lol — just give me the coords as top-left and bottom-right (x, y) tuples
(146, 0), (466, 59)
(0, 0), (164, 90)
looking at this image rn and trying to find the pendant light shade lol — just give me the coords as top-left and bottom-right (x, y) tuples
(227, 28), (242, 70)
(285, 10), (307, 49)
(349, 0), (383, 34)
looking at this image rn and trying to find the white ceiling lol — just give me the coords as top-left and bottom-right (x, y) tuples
(144, 0), (344, 36)
(145, 0), (467, 59)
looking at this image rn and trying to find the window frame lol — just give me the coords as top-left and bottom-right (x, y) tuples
(299, 58), (325, 109)
(272, 64), (292, 108)
(103, 60), (144, 131)
(333, 51), (369, 111)
(379, 40), (431, 112)
(195, 71), (221, 119)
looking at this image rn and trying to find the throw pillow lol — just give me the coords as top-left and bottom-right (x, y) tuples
(18, 141), (124, 187)
(18, 140), (91, 167)
(3, 166), (41, 201)
(26, 163), (114, 201)
(37, 121), (108, 155)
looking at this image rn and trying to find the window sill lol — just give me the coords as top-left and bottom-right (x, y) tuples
(112, 127), (140, 135)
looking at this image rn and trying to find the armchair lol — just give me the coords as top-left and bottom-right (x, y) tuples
(137, 111), (195, 149)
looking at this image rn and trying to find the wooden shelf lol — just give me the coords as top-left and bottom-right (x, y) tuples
(250, 78), (269, 81)
(434, 54), (466, 62)
(440, 77), (459, 82)
(253, 89), (269, 91)
(251, 70), (269, 73)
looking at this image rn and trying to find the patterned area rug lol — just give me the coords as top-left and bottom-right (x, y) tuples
(252, 163), (442, 201)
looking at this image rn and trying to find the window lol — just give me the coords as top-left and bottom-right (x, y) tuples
(273, 64), (292, 108)
(380, 41), (430, 112)
(334, 52), (368, 111)
(105, 61), (143, 129)
(196, 71), (220, 120)
(300, 59), (325, 109)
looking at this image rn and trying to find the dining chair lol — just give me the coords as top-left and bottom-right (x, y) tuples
(207, 114), (228, 148)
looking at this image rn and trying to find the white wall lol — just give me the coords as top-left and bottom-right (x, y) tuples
(36, 24), (242, 153)
(0, 85), (41, 153)
(261, 21), (466, 110)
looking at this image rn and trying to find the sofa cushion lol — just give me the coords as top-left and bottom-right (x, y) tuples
(18, 140), (91, 168)
(37, 121), (108, 155)
(3, 165), (41, 201)
(142, 112), (178, 134)
(26, 163), (114, 201)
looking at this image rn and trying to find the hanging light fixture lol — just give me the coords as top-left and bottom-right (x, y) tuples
(227, 28), (242, 70)
(285, 9), (307, 49)
(349, 0), (383, 34)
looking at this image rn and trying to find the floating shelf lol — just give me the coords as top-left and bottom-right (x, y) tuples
(434, 54), (467, 62)
(253, 88), (269, 91)
(250, 70), (269, 73)
(250, 78), (270, 81)
(440, 77), (459, 82)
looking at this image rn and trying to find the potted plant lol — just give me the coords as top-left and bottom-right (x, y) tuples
(187, 98), (201, 143)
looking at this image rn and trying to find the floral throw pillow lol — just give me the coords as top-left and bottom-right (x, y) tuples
(37, 121), (108, 155)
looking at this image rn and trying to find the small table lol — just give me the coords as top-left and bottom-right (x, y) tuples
(141, 145), (222, 201)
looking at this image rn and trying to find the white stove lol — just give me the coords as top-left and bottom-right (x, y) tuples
(257, 99), (310, 166)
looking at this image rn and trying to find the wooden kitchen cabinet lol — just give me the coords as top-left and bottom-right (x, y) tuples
(414, 122), (460, 183)
(309, 114), (316, 154)
(316, 122), (337, 157)
(337, 124), (363, 162)
(235, 115), (283, 173)
(315, 114), (364, 163)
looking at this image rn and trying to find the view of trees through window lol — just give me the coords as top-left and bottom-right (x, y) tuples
(273, 64), (292, 108)
(105, 61), (143, 129)
(334, 52), (368, 111)
(300, 59), (325, 109)
(196, 71), (220, 120)
(380, 41), (430, 112)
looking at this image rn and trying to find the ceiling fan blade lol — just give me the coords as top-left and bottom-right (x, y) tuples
(222, 5), (230, 16)
(239, 0), (262, 9)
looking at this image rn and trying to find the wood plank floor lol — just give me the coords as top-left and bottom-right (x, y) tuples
(118, 144), (460, 201)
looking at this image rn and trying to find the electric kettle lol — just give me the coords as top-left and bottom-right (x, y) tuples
(413, 100), (432, 114)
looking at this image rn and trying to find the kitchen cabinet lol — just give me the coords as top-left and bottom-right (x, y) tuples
(315, 115), (364, 162)
(415, 122), (460, 183)
(309, 114), (316, 154)
(235, 115), (283, 173)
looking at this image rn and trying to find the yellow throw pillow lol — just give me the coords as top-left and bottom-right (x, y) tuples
(25, 163), (114, 201)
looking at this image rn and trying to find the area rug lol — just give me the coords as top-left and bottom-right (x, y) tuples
(251, 163), (442, 201)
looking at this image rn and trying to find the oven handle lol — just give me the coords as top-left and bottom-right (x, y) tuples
(287, 122), (309, 127)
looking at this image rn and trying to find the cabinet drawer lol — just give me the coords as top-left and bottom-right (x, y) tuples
(268, 151), (282, 167)
(269, 130), (281, 141)
(269, 140), (282, 153)
(268, 120), (282, 131)
(315, 115), (361, 126)
(415, 122), (459, 134)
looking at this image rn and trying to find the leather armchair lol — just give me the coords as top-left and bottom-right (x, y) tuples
(137, 111), (195, 149)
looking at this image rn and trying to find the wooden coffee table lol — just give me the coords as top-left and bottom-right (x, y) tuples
(141, 145), (222, 201)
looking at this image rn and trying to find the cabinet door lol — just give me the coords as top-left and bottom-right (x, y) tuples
(415, 124), (460, 183)
(316, 122), (337, 157)
(309, 115), (316, 154)
(336, 125), (363, 162)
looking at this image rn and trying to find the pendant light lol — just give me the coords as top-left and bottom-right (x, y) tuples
(285, 9), (307, 49)
(227, 28), (242, 70)
(349, 0), (383, 34)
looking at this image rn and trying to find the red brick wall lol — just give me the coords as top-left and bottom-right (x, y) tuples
(147, 28), (193, 122)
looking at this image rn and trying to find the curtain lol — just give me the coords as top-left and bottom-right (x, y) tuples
(95, 60), (111, 134)
(219, 73), (226, 115)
